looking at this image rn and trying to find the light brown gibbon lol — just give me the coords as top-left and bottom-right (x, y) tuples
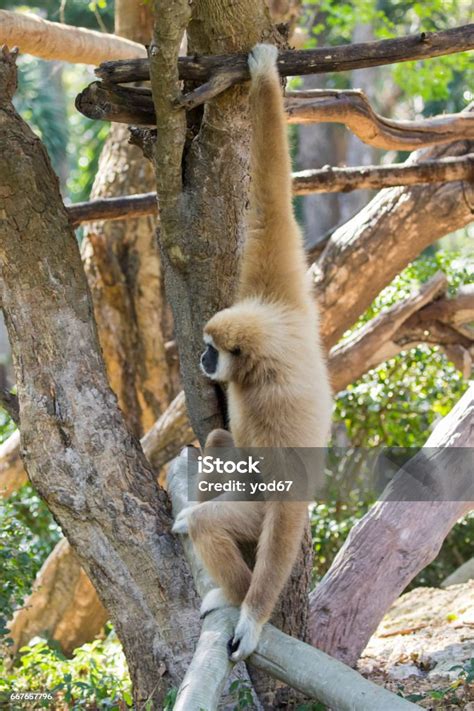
(173, 44), (333, 662)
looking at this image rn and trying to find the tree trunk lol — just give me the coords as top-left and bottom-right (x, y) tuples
(0, 49), (199, 708)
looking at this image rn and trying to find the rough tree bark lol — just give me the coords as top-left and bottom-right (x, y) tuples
(309, 386), (474, 666)
(0, 48), (199, 707)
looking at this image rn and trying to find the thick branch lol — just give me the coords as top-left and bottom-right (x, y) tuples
(96, 24), (474, 85)
(167, 453), (420, 711)
(0, 430), (24, 498)
(76, 80), (474, 154)
(0, 10), (146, 64)
(309, 387), (474, 666)
(286, 89), (474, 150)
(8, 539), (108, 657)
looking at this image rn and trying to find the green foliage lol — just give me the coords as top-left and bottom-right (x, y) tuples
(301, 0), (472, 107)
(0, 486), (61, 644)
(229, 679), (254, 710)
(0, 629), (132, 710)
(0, 500), (39, 641)
(0, 409), (16, 444)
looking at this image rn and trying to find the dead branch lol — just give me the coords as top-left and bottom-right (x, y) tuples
(167, 451), (421, 711)
(95, 24), (474, 88)
(286, 89), (474, 150)
(0, 10), (146, 64)
(309, 386), (474, 666)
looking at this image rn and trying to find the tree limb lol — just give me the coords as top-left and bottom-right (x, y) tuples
(286, 89), (474, 150)
(76, 79), (474, 154)
(67, 154), (474, 226)
(313, 132), (474, 349)
(167, 452), (421, 711)
(309, 386), (474, 666)
(96, 23), (474, 86)
(0, 10), (146, 64)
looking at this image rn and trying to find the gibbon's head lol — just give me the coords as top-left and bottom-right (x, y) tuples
(201, 300), (288, 387)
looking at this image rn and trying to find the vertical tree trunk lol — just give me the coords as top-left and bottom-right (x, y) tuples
(151, 4), (312, 705)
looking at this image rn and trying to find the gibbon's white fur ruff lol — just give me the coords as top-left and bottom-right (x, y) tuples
(173, 43), (332, 662)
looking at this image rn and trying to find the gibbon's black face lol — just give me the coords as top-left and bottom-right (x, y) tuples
(201, 343), (219, 376)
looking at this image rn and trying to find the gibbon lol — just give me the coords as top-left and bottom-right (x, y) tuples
(173, 43), (332, 662)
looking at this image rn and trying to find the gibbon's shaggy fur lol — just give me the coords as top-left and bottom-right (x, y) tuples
(173, 44), (332, 662)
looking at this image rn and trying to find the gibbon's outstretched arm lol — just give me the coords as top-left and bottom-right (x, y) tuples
(238, 44), (308, 308)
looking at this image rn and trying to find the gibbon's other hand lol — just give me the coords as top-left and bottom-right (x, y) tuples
(248, 43), (278, 79)
(228, 605), (263, 662)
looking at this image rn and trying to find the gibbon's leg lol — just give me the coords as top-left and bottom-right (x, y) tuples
(188, 501), (263, 615)
(229, 501), (308, 662)
(238, 43), (308, 307)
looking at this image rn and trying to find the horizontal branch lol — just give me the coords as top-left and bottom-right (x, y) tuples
(67, 155), (474, 226)
(292, 154), (474, 194)
(167, 452), (421, 711)
(285, 89), (474, 150)
(96, 24), (474, 88)
(76, 80), (474, 152)
(68, 192), (158, 226)
(0, 10), (146, 65)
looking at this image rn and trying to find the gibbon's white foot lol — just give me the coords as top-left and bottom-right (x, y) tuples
(200, 587), (233, 619)
(172, 504), (200, 535)
(248, 43), (278, 79)
(228, 604), (263, 662)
